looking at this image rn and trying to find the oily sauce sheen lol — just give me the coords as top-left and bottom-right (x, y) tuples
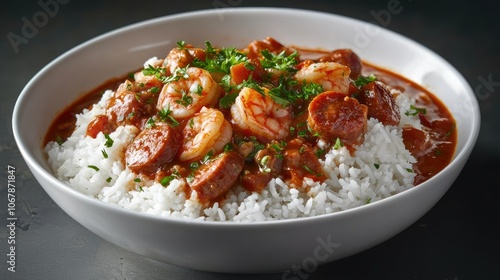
(45, 38), (457, 205)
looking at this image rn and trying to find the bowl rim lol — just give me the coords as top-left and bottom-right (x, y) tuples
(12, 7), (481, 228)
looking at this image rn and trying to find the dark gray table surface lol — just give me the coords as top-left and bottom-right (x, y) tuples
(2, 0), (499, 279)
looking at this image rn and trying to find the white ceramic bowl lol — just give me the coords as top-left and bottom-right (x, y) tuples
(12, 8), (479, 273)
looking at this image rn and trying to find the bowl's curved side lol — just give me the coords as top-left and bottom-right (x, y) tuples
(12, 8), (480, 273)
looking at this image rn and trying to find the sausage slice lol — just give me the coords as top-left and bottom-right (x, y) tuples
(358, 81), (400, 126)
(125, 123), (180, 175)
(190, 151), (244, 206)
(318, 49), (362, 79)
(308, 91), (368, 146)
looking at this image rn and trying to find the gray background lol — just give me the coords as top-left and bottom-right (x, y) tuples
(2, 0), (499, 279)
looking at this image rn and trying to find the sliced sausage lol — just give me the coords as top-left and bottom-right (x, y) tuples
(358, 81), (400, 126)
(318, 49), (362, 79)
(125, 123), (180, 175)
(308, 91), (368, 146)
(190, 151), (244, 205)
(241, 171), (273, 193)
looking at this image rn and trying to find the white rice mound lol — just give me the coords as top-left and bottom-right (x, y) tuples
(45, 88), (420, 222)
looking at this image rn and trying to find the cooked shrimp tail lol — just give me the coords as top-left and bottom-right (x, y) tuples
(230, 87), (292, 142)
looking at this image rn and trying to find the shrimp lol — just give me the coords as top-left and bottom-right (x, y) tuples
(230, 87), (292, 142)
(134, 57), (164, 83)
(294, 62), (351, 94)
(163, 44), (205, 76)
(157, 67), (222, 119)
(179, 107), (232, 162)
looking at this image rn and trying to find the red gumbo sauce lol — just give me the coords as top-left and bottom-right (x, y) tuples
(44, 37), (457, 205)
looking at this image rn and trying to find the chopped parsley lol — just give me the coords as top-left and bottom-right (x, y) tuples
(201, 150), (214, 164)
(333, 138), (344, 150)
(160, 175), (176, 186)
(405, 105), (427, 116)
(142, 64), (166, 78)
(142, 65), (190, 84)
(315, 148), (325, 158)
(353, 74), (377, 87)
(88, 165), (100, 171)
(223, 143), (234, 152)
(145, 117), (156, 128)
(175, 89), (194, 106)
(55, 135), (63, 146)
(258, 155), (271, 173)
(219, 92), (239, 109)
(104, 134), (114, 148)
(238, 136), (265, 161)
(190, 162), (200, 170)
(268, 75), (323, 106)
(176, 40), (187, 49)
(444, 123), (456, 138)
(260, 49), (299, 73)
(302, 164), (322, 177)
(158, 104), (180, 127)
(192, 41), (250, 74)
(149, 86), (160, 94)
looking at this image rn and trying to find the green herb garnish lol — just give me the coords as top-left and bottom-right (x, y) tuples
(260, 49), (299, 73)
(192, 41), (249, 74)
(104, 134), (114, 148)
(333, 138), (344, 149)
(353, 74), (377, 87)
(158, 104), (180, 127)
(88, 165), (100, 171)
(101, 149), (108, 159)
(160, 175), (176, 186)
(405, 105), (427, 116)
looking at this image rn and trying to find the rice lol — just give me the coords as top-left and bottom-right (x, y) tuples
(44, 88), (419, 222)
